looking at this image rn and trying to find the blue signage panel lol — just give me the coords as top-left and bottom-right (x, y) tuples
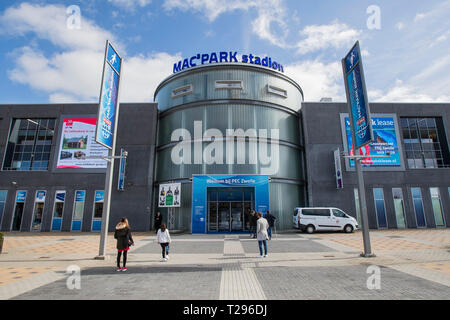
(95, 190), (104, 203)
(96, 41), (121, 150)
(118, 149), (126, 191)
(107, 43), (121, 75)
(344, 44), (360, 73)
(173, 51), (284, 74)
(75, 190), (86, 202)
(345, 116), (401, 167)
(16, 191), (27, 202)
(191, 175), (269, 234)
(342, 41), (373, 150)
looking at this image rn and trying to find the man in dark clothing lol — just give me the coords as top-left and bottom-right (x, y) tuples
(251, 210), (258, 238)
(154, 211), (162, 233)
(265, 210), (276, 240)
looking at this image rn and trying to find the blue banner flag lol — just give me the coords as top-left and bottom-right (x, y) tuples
(96, 41), (122, 149)
(342, 41), (373, 150)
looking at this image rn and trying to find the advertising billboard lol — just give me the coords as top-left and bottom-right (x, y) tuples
(95, 41), (122, 149)
(159, 183), (181, 208)
(343, 116), (401, 167)
(342, 41), (373, 150)
(56, 118), (108, 169)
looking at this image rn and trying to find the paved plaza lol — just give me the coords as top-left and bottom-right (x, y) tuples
(1, 229), (450, 300)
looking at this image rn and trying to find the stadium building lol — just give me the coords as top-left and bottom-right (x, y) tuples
(0, 61), (449, 232)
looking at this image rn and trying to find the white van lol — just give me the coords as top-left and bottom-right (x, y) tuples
(293, 207), (358, 234)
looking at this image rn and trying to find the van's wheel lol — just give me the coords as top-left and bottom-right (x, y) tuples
(306, 225), (315, 234)
(344, 225), (353, 233)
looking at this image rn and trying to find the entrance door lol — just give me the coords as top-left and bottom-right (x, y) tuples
(218, 202), (230, 232)
(207, 187), (254, 233)
(231, 202), (243, 231)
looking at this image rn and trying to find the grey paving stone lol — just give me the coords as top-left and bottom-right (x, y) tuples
(133, 241), (224, 254)
(13, 265), (222, 300)
(254, 265), (450, 300)
(241, 239), (335, 254)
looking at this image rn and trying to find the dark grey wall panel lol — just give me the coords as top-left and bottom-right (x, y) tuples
(302, 102), (450, 229)
(0, 103), (158, 232)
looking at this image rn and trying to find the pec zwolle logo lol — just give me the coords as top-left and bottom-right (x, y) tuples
(356, 116), (368, 139)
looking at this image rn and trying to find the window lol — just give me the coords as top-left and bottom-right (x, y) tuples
(430, 188), (445, 227)
(3, 118), (55, 171)
(31, 190), (46, 232)
(92, 190), (104, 231)
(172, 84), (193, 98)
(400, 117), (450, 168)
(392, 188), (406, 228)
(51, 191), (66, 231)
(0, 191), (7, 227)
(12, 191), (27, 231)
(332, 209), (347, 218)
(411, 187), (426, 227)
(267, 84), (287, 98)
(215, 80), (243, 90)
(301, 209), (330, 216)
(72, 190), (85, 231)
(373, 188), (388, 228)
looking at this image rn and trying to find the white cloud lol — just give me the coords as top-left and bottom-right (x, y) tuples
(369, 80), (450, 102)
(0, 3), (117, 52)
(120, 52), (182, 102)
(414, 13), (426, 22)
(285, 60), (344, 102)
(296, 22), (362, 55)
(163, 0), (289, 47)
(396, 22), (404, 30)
(108, 0), (152, 11)
(163, 0), (256, 21)
(413, 0), (450, 23)
(2, 2), (179, 103)
(8, 47), (104, 101)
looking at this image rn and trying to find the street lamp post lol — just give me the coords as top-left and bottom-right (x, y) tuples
(342, 152), (391, 257)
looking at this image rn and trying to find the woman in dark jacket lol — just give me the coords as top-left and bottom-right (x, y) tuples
(114, 217), (134, 272)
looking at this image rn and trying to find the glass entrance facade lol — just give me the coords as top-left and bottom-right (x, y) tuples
(207, 188), (254, 232)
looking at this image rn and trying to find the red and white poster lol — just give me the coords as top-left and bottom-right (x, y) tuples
(57, 118), (108, 169)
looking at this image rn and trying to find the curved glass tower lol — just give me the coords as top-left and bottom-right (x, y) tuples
(154, 63), (306, 232)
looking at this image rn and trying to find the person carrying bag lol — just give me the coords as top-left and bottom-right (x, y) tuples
(114, 217), (134, 272)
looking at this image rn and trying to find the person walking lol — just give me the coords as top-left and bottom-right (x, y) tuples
(251, 210), (258, 238)
(248, 210), (255, 238)
(154, 211), (162, 233)
(157, 223), (171, 262)
(265, 210), (276, 240)
(256, 212), (269, 258)
(114, 217), (134, 272)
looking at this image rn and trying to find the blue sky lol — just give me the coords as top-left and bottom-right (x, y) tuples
(0, 0), (449, 104)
